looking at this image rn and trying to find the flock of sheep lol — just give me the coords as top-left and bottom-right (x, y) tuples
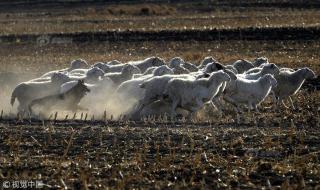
(10, 56), (316, 121)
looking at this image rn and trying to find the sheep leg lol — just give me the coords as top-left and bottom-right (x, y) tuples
(170, 100), (178, 121)
(235, 104), (244, 124)
(247, 103), (253, 113)
(288, 96), (296, 110)
(212, 97), (225, 112)
(236, 113), (240, 124)
(224, 95), (243, 115)
(186, 99), (203, 121)
(236, 105), (243, 113)
(138, 94), (158, 112)
(281, 99), (289, 109)
(209, 101), (217, 110)
(270, 91), (278, 110)
(186, 107), (199, 121)
(134, 100), (145, 113)
(216, 99), (225, 111)
(19, 102), (31, 117)
(210, 101), (222, 118)
(276, 97), (285, 111)
(28, 104), (33, 116)
(17, 104), (25, 116)
(254, 104), (260, 113)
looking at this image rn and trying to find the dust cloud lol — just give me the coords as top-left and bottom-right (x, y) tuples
(0, 71), (140, 120)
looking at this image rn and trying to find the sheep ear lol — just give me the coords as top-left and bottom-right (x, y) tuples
(216, 63), (225, 70)
(203, 73), (210, 78)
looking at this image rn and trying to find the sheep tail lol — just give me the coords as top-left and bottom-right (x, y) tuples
(10, 88), (18, 106)
(28, 102), (34, 115)
(162, 88), (169, 99)
(10, 96), (15, 106)
(139, 82), (146, 88)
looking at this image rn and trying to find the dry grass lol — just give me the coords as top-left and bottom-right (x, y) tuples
(0, 6), (319, 35)
(0, 90), (319, 189)
(0, 40), (319, 75)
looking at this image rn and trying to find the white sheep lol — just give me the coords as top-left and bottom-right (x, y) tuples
(163, 70), (231, 119)
(105, 64), (141, 86)
(210, 69), (238, 113)
(237, 63), (280, 80)
(232, 57), (269, 74)
(198, 56), (217, 69)
(232, 59), (254, 74)
(132, 66), (158, 78)
(92, 62), (110, 73)
(168, 57), (190, 74)
(128, 56), (166, 72)
(138, 73), (203, 110)
(107, 64), (126, 73)
(63, 61), (107, 76)
(104, 57), (164, 73)
(201, 61), (238, 75)
(244, 67), (263, 74)
(69, 67), (105, 83)
(107, 60), (122, 65)
(115, 65), (174, 111)
(134, 100), (189, 119)
(41, 59), (88, 78)
(169, 57), (184, 68)
(245, 62), (278, 75)
(11, 72), (71, 114)
(280, 67), (295, 72)
(202, 62), (225, 73)
(224, 74), (277, 113)
(272, 67), (316, 109)
(183, 62), (199, 72)
(225, 65), (238, 74)
(172, 66), (190, 74)
(252, 57), (269, 67)
(142, 66), (158, 74)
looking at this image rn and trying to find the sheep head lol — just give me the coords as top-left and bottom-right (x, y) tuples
(302, 67), (316, 79)
(225, 65), (238, 74)
(122, 64), (141, 75)
(204, 62), (225, 73)
(209, 70), (231, 85)
(51, 72), (70, 84)
(153, 65), (173, 76)
(262, 63), (280, 75)
(263, 74), (277, 88)
(200, 56), (217, 68)
(152, 57), (166, 67)
(169, 57), (184, 68)
(93, 62), (110, 72)
(70, 59), (88, 70)
(253, 57), (269, 67)
(223, 69), (237, 80)
(87, 67), (105, 81)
